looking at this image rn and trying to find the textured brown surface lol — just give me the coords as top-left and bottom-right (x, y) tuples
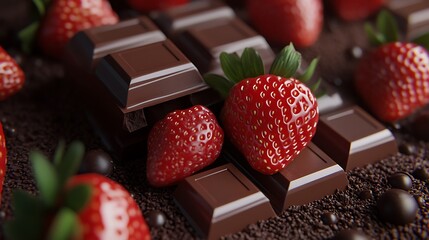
(0, 1), (429, 239)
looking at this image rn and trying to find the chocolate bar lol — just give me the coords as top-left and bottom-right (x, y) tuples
(174, 163), (276, 240)
(151, 0), (235, 36)
(67, 16), (166, 71)
(313, 106), (398, 171)
(96, 40), (208, 111)
(387, 0), (429, 39)
(224, 143), (348, 213)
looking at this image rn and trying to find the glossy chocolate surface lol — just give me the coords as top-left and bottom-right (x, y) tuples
(388, 0), (429, 39)
(67, 16), (166, 71)
(174, 163), (276, 240)
(151, 0), (235, 36)
(313, 106), (398, 171)
(96, 40), (207, 111)
(225, 143), (348, 213)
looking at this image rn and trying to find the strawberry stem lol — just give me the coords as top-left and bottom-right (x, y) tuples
(269, 43), (301, 78)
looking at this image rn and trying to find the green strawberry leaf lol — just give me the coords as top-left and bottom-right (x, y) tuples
(220, 52), (245, 83)
(56, 141), (85, 189)
(47, 208), (78, 240)
(270, 43), (302, 78)
(65, 183), (92, 212)
(413, 32), (429, 51)
(297, 58), (319, 83)
(364, 23), (384, 46)
(311, 78), (323, 98)
(204, 73), (235, 99)
(53, 140), (66, 166)
(30, 151), (59, 207)
(33, 0), (47, 16)
(18, 22), (39, 54)
(376, 10), (399, 43)
(241, 48), (265, 78)
(4, 190), (45, 240)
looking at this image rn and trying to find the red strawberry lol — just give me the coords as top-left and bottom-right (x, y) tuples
(247, 0), (323, 48)
(354, 11), (429, 122)
(205, 45), (319, 175)
(68, 174), (151, 240)
(127, 0), (189, 12)
(355, 42), (429, 122)
(0, 47), (25, 100)
(0, 123), (7, 206)
(38, 0), (119, 58)
(331, 0), (385, 21)
(147, 105), (224, 187)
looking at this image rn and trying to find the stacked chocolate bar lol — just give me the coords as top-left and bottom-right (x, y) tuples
(64, 1), (403, 239)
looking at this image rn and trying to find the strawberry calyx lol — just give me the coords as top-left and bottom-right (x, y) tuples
(18, 0), (52, 53)
(204, 43), (322, 99)
(4, 141), (91, 240)
(365, 9), (429, 51)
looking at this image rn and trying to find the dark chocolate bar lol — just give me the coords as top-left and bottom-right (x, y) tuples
(96, 39), (208, 111)
(224, 143), (348, 214)
(151, 0), (235, 36)
(67, 16), (166, 71)
(313, 106), (398, 171)
(174, 163), (276, 240)
(387, 0), (429, 39)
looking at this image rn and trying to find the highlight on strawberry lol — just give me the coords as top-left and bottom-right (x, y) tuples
(354, 10), (429, 123)
(146, 105), (224, 187)
(0, 46), (25, 101)
(205, 44), (320, 175)
(4, 141), (151, 240)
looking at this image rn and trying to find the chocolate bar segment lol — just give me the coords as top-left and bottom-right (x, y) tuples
(225, 143), (348, 214)
(96, 40), (207, 111)
(176, 17), (275, 74)
(68, 16), (166, 71)
(387, 0), (429, 39)
(313, 106), (398, 171)
(174, 163), (276, 240)
(151, 0), (235, 36)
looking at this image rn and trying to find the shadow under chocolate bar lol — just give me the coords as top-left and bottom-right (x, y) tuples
(174, 163), (276, 240)
(387, 0), (429, 39)
(313, 105), (398, 171)
(223, 142), (348, 214)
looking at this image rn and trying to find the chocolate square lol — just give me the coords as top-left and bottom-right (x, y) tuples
(174, 163), (276, 240)
(313, 106), (398, 171)
(67, 16), (166, 71)
(151, 0), (235, 36)
(387, 0), (429, 39)
(225, 143), (348, 213)
(176, 17), (275, 74)
(96, 40), (207, 111)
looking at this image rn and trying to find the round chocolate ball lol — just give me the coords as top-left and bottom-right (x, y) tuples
(80, 149), (113, 176)
(333, 229), (369, 240)
(398, 143), (417, 155)
(146, 210), (166, 228)
(387, 172), (413, 191)
(377, 189), (419, 225)
(321, 212), (338, 225)
(412, 167), (429, 181)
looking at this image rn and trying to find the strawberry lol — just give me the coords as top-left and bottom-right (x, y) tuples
(246, 0), (323, 48)
(205, 45), (319, 175)
(354, 11), (429, 122)
(0, 123), (7, 206)
(147, 105), (224, 187)
(5, 141), (151, 240)
(38, 0), (119, 59)
(330, 0), (385, 21)
(127, 0), (189, 12)
(0, 46), (25, 101)
(68, 174), (151, 240)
